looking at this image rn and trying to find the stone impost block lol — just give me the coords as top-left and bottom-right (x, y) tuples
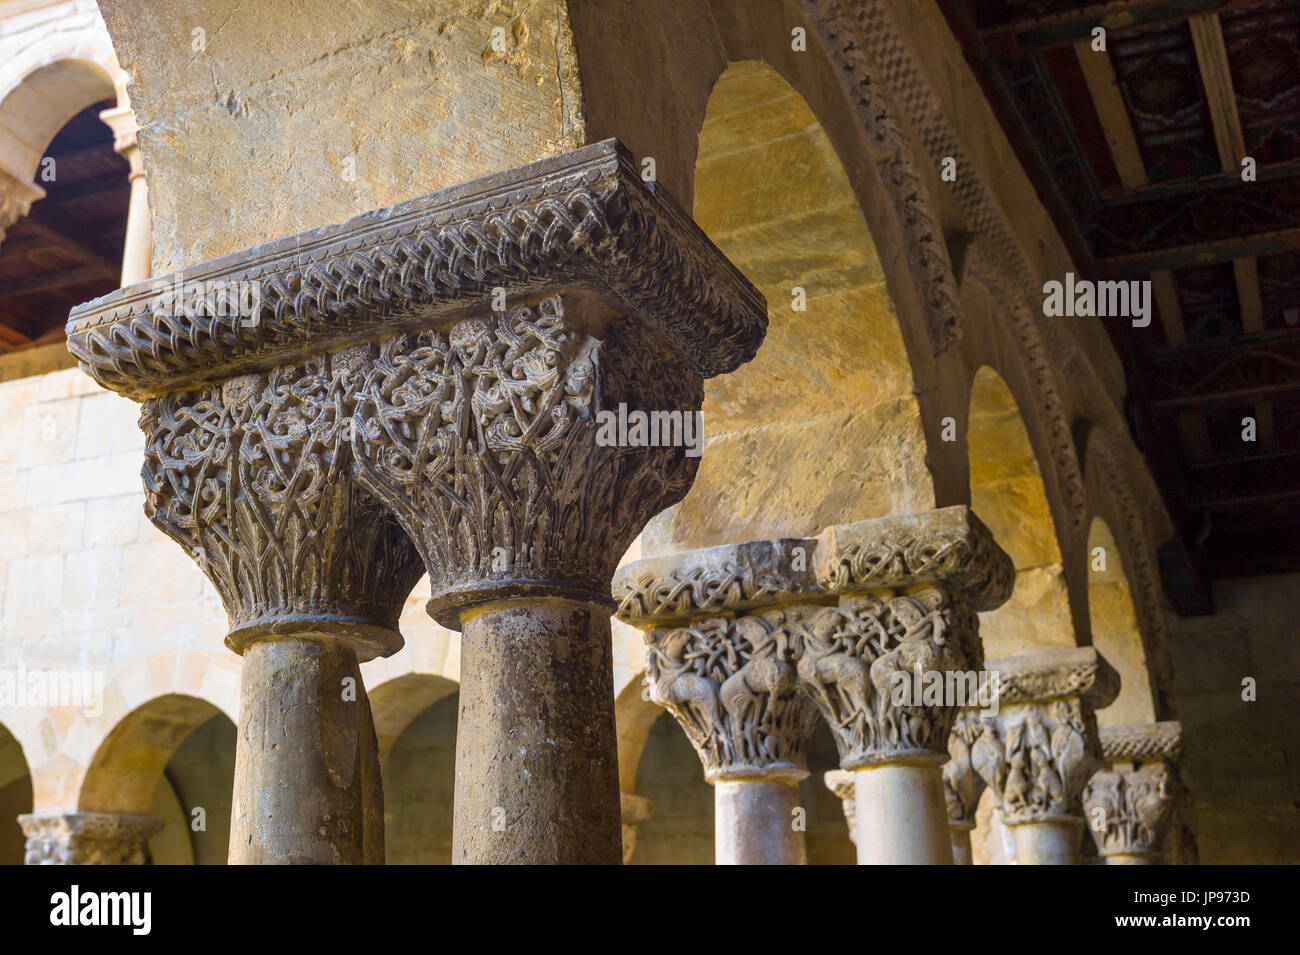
(814, 504), (1014, 609)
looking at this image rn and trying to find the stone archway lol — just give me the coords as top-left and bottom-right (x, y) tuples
(77, 693), (233, 864)
(967, 365), (1076, 659)
(643, 59), (936, 558)
(0, 721), (33, 864)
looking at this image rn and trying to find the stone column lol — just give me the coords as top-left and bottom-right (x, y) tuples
(68, 140), (766, 866)
(942, 709), (987, 865)
(139, 360), (424, 865)
(620, 793), (654, 864)
(1084, 721), (1183, 865)
(807, 507), (1014, 865)
(973, 647), (1120, 865)
(98, 105), (151, 284)
(614, 539), (827, 865)
(19, 812), (163, 865)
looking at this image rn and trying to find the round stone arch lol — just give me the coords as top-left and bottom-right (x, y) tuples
(639, 56), (940, 557)
(964, 364), (1079, 659)
(0, 13), (125, 197)
(0, 720), (33, 865)
(77, 692), (229, 816)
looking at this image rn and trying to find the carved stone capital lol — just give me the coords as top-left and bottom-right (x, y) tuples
(616, 539), (827, 781)
(1083, 763), (1175, 861)
(355, 293), (705, 626)
(140, 355), (424, 657)
(972, 648), (1119, 826)
(1084, 721), (1183, 861)
(640, 606), (824, 781)
(0, 167), (45, 243)
(943, 709), (988, 829)
(19, 813), (163, 865)
(802, 507), (1012, 769)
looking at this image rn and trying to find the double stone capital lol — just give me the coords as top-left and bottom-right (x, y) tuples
(1083, 721), (1183, 863)
(69, 138), (767, 865)
(616, 507), (1013, 864)
(616, 507), (1014, 779)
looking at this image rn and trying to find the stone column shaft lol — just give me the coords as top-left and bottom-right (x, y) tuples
(230, 635), (384, 864)
(453, 601), (621, 864)
(100, 105), (151, 285)
(853, 760), (952, 864)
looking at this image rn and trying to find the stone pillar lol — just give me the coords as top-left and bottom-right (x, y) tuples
(19, 813), (163, 865)
(943, 710), (987, 865)
(98, 105), (151, 284)
(1084, 721), (1183, 865)
(807, 507), (1014, 865)
(973, 647), (1120, 865)
(620, 793), (654, 864)
(138, 361), (424, 865)
(614, 539), (827, 865)
(68, 140), (766, 866)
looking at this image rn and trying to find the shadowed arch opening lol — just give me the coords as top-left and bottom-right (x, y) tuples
(79, 694), (234, 865)
(967, 366), (1075, 658)
(0, 721), (32, 864)
(370, 673), (459, 864)
(1087, 517), (1156, 725)
(643, 59), (934, 556)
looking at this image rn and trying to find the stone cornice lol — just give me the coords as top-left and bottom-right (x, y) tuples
(813, 506), (1013, 610)
(66, 138), (767, 399)
(987, 646), (1120, 711)
(613, 538), (823, 627)
(1100, 721), (1183, 764)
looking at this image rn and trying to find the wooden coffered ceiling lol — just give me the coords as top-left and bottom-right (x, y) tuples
(0, 101), (128, 353)
(939, 0), (1300, 606)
